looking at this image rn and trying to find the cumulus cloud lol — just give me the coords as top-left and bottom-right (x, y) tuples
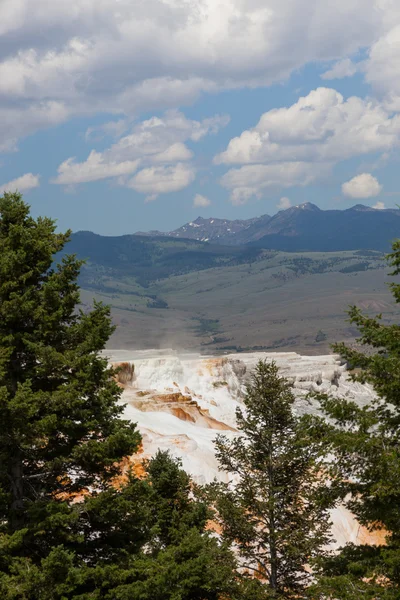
(216, 87), (400, 203)
(321, 58), (357, 80)
(52, 110), (228, 196)
(151, 143), (193, 164)
(342, 173), (383, 199)
(0, 173), (40, 194)
(53, 151), (140, 185)
(277, 197), (292, 210)
(126, 163), (195, 200)
(193, 194), (211, 208)
(0, 0), (389, 150)
(372, 200), (385, 209)
(355, 1), (400, 110)
(85, 119), (129, 142)
(3, 0), (400, 209)
(216, 88), (400, 166)
(0, 101), (69, 153)
(364, 23), (400, 108)
(220, 162), (325, 206)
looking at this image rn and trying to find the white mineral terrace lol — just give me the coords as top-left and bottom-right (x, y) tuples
(104, 349), (385, 549)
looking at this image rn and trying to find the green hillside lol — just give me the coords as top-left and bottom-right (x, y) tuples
(62, 234), (394, 354)
(66, 231), (262, 286)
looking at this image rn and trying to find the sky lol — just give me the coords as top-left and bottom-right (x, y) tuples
(1, 0), (400, 235)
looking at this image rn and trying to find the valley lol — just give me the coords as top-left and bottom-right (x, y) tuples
(76, 248), (393, 353)
(60, 203), (400, 354)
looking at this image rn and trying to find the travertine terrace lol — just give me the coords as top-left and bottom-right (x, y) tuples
(107, 349), (384, 548)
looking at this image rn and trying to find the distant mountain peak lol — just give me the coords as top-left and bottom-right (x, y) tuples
(192, 216), (226, 225)
(141, 214), (271, 244)
(293, 202), (320, 211)
(349, 204), (374, 212)
(134, 202), (399, 251)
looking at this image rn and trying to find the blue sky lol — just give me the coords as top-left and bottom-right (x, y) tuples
(1, 1), (400, 235)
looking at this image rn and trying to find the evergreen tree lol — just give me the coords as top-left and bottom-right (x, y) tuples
(0, 191), (140, 539)
(0, 193), (240, 599)
(0, 450), (242, 599)
(213, 360), (332, 599)
(313, 240), (400, 598)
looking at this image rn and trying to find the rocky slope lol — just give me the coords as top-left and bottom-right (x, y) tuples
(136, 215), (268, 243)
(107, 349), (386, 549)
(135, 203), (400, 251)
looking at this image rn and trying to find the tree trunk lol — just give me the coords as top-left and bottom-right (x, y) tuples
(7, 365), (25, 531)
(269, 503), (278, 589)
(10, 453), (24, 531)
(268, 438), (278, 590)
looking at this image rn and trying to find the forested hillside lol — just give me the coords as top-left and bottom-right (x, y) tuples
(58, 232), (393, 353)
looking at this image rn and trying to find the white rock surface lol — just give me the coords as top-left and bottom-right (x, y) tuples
(105, 349), (384, 547)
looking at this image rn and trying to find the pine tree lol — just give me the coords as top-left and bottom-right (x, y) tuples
(0, 193), (240, 599)
(0, 191), (140, 576)
(0, 191), (141, 537)
(0, 449), (243, 599)
(313, 240), (400, 598)
(213, 360), (332, 599)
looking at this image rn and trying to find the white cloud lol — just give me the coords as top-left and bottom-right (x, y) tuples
(321, 58), (357, 80)
(0, 100), (69, 153)
(85, 119), (129, 142)
(357, 1), (400, 109)
(221, 162), (325, 205)
(277, 196), (292, 210)
(126, 163), (195, 200)
(216, 88), (400, 166)
(0, 0), (388, 150)
(0, 172), (40, 194)
(216, 86), (400, 203)
(151, 143), (193, 164)
(53, 151), (140, 185)
(3, 0), (400, 213)
(342, 173), (383, 199)
(372, 200), (385, 209)
(52, 110), (228, 195)
(193, 194), (211, 208)
(364, 24), (400, 108)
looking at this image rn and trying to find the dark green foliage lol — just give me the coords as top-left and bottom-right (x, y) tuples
(146, 297), (168, 309)
(339, 261), (370, 273)
(64, 230), (262, 287)
(0, 192), (140, 533)
(315, 330), (327, 343)
(0, 452), (240, 599)
(193, 318), (221, 336)
(0, 194), (239, 599)
(314, 239), (400, 597)
(311, 544), (400, 599)
(212, 360), (333, 599)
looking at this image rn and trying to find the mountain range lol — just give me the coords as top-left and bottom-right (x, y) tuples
(63, 202), (399, 353)
(135, 203), (400, 252)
